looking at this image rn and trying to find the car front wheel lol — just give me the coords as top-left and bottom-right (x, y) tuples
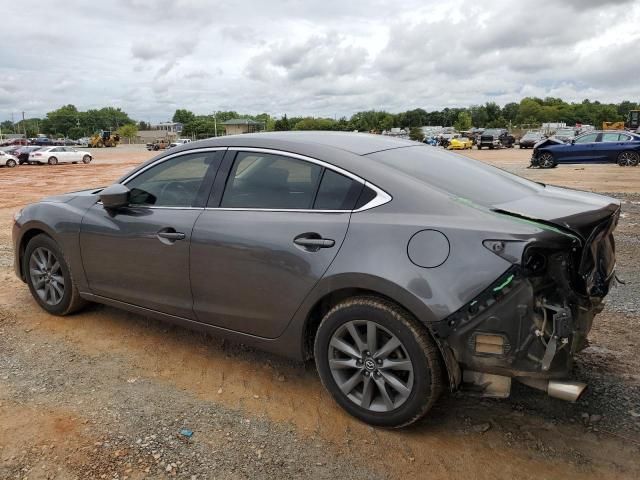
(538, 152), (556, 168)
(314, 296), (443, 428)
(82, 155), (92, 164)
(6, 158), (16, 167)
(23, 234), (87, 316)
(48, 156), (58, 165)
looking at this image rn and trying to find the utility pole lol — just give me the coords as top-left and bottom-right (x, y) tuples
(22, 112), (26, 139)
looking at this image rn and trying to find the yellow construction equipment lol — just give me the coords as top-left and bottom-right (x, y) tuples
(602, 121), (625, 131)
(627, 110), (640, 131)
(89, 130), (120, 148)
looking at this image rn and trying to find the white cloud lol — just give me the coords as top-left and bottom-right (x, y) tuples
(0, 0), (638, 122)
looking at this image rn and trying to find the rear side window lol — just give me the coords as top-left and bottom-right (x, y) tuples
(602, 133), (621, 142)
(221, 152), (322, 209)
(313, 170), (362, 210)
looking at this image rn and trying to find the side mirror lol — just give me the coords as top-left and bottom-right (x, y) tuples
(99, 184), (130, 209)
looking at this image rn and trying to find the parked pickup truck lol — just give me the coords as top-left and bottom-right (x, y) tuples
(146, 139), (171, 151)
(477, 128), (515, 149)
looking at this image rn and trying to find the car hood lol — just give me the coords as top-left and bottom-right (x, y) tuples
(40, 187), (103, 204)
(534, 137), (565, 149)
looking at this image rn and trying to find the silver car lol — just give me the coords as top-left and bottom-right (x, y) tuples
(12, 132), (619, 427)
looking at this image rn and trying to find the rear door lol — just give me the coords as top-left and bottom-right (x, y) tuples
(190, 149), (363, 338)
(80, 149), (223, 318)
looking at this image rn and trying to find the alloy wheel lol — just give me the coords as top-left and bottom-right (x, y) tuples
(539, 153), (554, 168)
(618, 151), (639, 167)
(29, 247), (65, 306)
(328, 320), (414, 412)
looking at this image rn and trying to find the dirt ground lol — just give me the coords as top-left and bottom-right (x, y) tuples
(0, 144), (639, 479)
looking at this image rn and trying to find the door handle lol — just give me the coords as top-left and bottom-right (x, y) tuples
(293, 233), (335, 251)
(156, 228), (185, 244)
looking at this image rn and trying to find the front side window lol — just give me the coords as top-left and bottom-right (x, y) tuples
(221, 152), (322, 209)
(574, 133), (598, 144)
(125, 152), (216, 207)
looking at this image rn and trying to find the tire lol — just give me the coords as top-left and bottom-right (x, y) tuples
(23, 234), (87, 316)
(538, 152), (556, 168)
(617, 151), (639, 167)
(477, 145), (482, 150)
(82, 155), (92, 164)
(6, 158), (16, 168)
(314, 296), (443, 428)
(48, 156), (58, 165)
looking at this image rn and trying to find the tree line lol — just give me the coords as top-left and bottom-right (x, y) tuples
(2, 97), (638, 140)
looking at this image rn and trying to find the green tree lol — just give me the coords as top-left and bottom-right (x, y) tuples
(409, 127), (424, 142)
(516, 98), (543, 125)
(274, 114), (291, 131)
(454, 111), (472, 132)
(485, 102), (501, 123)
(14, 118), (42, 138)
(42, 104), (79, 137)
(254, 113), (274, 131)
(117, 123), (139, 144)
(293, 117), (337, 130)
(469, 106), (488, 127)
(172, 109), (196, 124)
(502, 102), (519, 123)
(1, 120), (14, 133)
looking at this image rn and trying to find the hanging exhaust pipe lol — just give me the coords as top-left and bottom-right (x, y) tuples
(516, 377), (587, 402)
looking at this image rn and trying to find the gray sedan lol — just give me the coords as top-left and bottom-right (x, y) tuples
(12, 132), (619, 427)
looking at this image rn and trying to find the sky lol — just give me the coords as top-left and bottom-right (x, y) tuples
(1, 0), (639, 122)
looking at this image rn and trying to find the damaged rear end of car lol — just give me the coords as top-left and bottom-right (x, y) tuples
(434, 193), (620, 401)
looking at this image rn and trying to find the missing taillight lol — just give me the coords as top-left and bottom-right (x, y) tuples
(524, 250), (547, 274)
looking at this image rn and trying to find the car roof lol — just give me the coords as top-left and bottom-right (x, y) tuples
(174, 131), (418, 156)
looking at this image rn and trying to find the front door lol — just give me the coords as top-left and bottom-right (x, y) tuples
(80, 150), (223, 318)
(567, 133), (600, 162)
(191, 150), (362, 338)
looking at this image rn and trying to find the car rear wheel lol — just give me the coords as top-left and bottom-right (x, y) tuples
(314, 296), (443, 428)
(617, 151), (639, 167)
(82, 155), (92, 164)
(48, 156), (58, 165)
(538, 152), (556, 168)
(6, 158), (16, 168)
(23, 234), (87, 316)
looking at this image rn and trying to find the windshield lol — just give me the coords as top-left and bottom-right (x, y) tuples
(483, 129), (502, 136)
(555, 129), (574, 136)
(523, 133), (540, 139)
(370, 146), (544, 206)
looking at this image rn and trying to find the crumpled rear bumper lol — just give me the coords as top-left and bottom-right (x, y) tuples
(432, 267), (604, 380)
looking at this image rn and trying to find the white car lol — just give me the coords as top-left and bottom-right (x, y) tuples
(169, 138), (192, 148)
(0, 150), (18, 168)
(29, 146), (92, 165)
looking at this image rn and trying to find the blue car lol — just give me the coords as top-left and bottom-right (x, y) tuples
(531, 130), (640, 168)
